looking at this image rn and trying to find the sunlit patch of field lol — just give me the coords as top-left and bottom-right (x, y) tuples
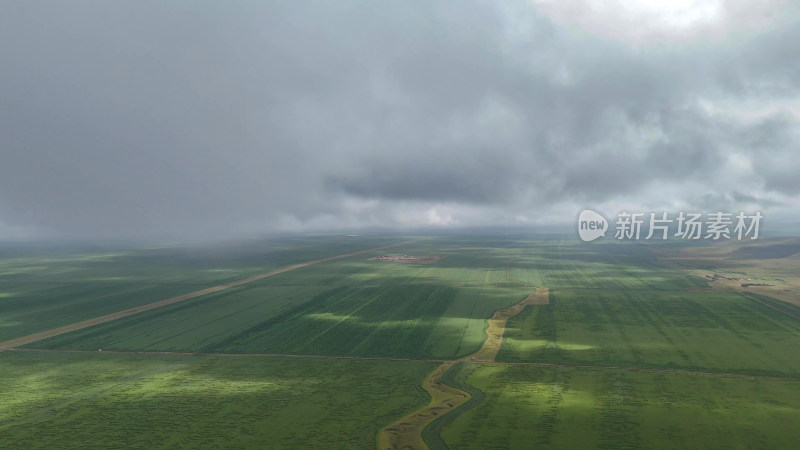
(440, 364), (800, 449)
(498, 289), (800, 376)
(0, 351), (433, 449)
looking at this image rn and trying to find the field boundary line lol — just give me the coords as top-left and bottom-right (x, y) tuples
(742, 293), (800, 322)
(0, 240), (417, 351)
(8, 348), (797, 381)
(494, 361), (798, 381)
(8, 348), (447, 363)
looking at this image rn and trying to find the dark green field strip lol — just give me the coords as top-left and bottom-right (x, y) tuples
(30, 282), (527, 360)
(0, 283), (224, 342)
(440, 364), (800, 449)
(26, 283), (330, 351)
(498, 289), (800, 376)
(11, 347), (450, 364)
(0, 351), (434, 449)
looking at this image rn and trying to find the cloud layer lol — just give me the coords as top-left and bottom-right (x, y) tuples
(1, 1), (799, 239)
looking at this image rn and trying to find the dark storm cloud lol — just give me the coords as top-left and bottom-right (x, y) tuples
(1, 0), (799, 238)
(327, 155), (526, 204)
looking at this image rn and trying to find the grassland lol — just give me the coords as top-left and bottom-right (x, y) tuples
(440, 363), (800, 449)
(0, 351), (433, 449)
(2, 234), (799, 449)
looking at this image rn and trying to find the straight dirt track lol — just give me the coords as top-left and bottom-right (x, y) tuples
(0, 240), (417, 351)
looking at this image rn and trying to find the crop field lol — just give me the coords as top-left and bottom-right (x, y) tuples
(30, 281), (529, 358)
(506, 243), (710, 290)
(0, 351), (433, 449)
(2, 234), (800, 448)
(498, 289), (800, 376)
(0, 235), (401, 342)
(27, 239), (536, 359)
(440, 363), (800, 449)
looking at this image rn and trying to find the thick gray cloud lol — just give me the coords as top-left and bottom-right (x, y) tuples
(1, 0), (799, 239)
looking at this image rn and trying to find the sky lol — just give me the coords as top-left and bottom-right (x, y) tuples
(1, 0), (799, 240)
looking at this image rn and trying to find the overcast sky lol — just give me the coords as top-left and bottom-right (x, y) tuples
(1, 1), (799, 240)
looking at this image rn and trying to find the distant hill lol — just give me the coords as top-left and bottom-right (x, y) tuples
(730, 240), (800, 260)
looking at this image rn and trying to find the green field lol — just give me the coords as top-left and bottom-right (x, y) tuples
(498, 289), (800, 376)
(441, 363), (800, 449)
(0, 235), (401, 341)
(2, 234), (800, 448)
(27, 239), (534, 359)
(0, 351), (433, 449)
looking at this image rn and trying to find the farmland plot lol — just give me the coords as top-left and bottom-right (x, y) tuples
(32, 281), (528, 359)
(0, 236), (402, 341)
(0, 351), (433, 449)
(4, 235), (800, 450)
(509, 243), (709, 291)
(440, 364), (800, 449)
(499, 289), (800, 376)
